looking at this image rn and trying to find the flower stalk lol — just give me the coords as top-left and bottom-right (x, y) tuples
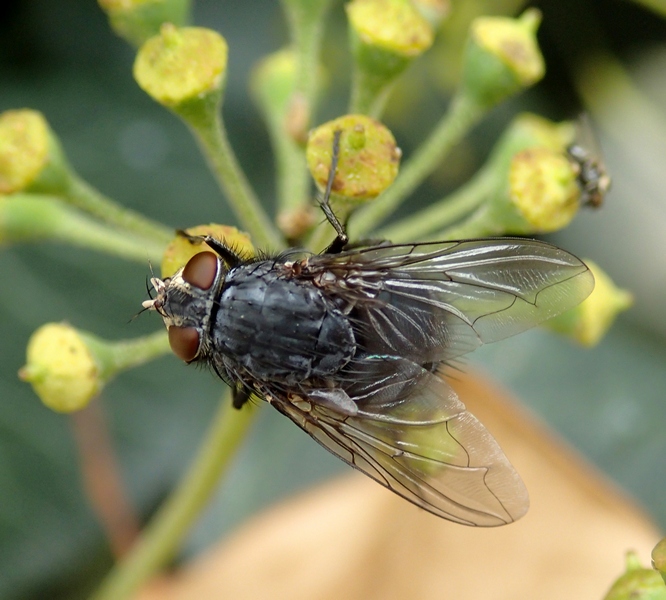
(134, 25), (284, 251)
(90, 393), (257, 600)
(349, 92), (484, 238)
(0, 109), (173, 245)
(0, 194), (166, 263)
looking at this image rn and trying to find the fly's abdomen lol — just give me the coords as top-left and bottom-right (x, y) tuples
(211, 262), (355, 382)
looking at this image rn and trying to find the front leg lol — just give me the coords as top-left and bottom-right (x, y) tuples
(232, 384), (252, 409)
(318, 129), (349, 255)
(176, 229), (243, 268)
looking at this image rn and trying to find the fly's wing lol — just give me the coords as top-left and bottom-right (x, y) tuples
(272, 238), (590, 523)
(307, 238), (594, 364)
(269, 358), (528, 526)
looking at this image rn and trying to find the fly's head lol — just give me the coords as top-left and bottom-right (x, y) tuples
(143, 251), (225, 363)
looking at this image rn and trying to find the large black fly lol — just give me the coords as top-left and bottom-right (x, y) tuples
(143, 131), (594, 526)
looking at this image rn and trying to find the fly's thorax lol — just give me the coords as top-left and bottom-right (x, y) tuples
(145, 251), (227, 362)
(208, 258), (357, 383)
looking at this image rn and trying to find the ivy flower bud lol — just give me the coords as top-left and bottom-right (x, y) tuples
(411, 0), (450, 28)
(347, 0), (434, 63)
(19, 323), (102, 413)
(347, 0), (434, 115)
(426, 114), (587, 240)
(0, 109), (72, 196)
(507, 147), (581, 233)
(603, 551), (666, 600)
(461, 9), (545, 110)
(133, 25), (228, 123)
(98, 0), (191, 47)
(306, 114), (400, 203)
(544, 260), (632, 347)
(487, 113), (576, 168)
(160, 224), (254, 277)
(653, 538), (666, 584)
(19, 324), (171, 413)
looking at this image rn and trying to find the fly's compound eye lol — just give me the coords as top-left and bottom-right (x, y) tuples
(182, 251), (219, 290)
(168, 326), (201, 362)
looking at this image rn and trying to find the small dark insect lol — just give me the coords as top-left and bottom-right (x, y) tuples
(566, 117), (611, 208)
(143, 133), (594, 526)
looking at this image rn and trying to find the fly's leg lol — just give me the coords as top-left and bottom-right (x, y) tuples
(319, 129), (349, 255)
(176, 229), (243, 268)
(232, 384), (252, 409)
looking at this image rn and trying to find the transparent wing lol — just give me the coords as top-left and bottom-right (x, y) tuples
(307, 238), (594, 363)
(269, 360), (528, 526)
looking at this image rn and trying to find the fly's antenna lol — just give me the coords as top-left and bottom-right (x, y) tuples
(131, 262), (158, 322)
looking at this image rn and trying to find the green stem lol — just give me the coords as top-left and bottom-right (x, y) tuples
(106, 331), (171, 372)
(188, 110), (284, 251)
(275, 0), (335, 213)
(82, 330), (171, 382)
(435, 204), (497, 240)
(349, 92), (485, 238)
(66, 174), (173, 245)
(282, 0), (334, 123)
(90, 393), (258, 600)
(349, 68), (396, 118)
(273, 125), (309, 215)
(1, 194), (166, 263)
(59, 219), (165, 264)
(375, 167), (495, 242)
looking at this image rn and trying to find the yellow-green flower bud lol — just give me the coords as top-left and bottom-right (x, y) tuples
(411, 0), (450, 28)
(98, 0), (191, 47)
(134, 25), (227, 121)
(347, 0), (434, 115)
(306, 114), (400, 203)
(457, 145), (581, 238)
(0, 109), (72, 196)
(487, 113), (576, 169)
(507, 147), (581, 233)
(461, 9), (545, 110)
(653, 538), (666, 584)
(603, 551), (666, 600)
(20, 324), (171, 413)
(160, 224), (254, 277)
(19, 323), (102, 413)
(544, 260), (632, 346)
(347, 0), (434, 59)
(426, 114), (584, 240)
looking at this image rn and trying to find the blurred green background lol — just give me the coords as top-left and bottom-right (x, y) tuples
(1, 1), (665, 598)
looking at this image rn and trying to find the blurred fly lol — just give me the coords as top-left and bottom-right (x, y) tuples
(143, 131), (594, 526)
(567, 143), (611, 208)
(567, 116), (611, 208)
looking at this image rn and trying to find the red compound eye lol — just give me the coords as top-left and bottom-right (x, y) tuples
(168, 326), (200, 362)
(182, 251), (218, 290)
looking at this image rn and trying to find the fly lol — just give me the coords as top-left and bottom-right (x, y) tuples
(143, 131), (595, 526)
(567, 117), (611, 208)
(567, 142), (611, 208)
